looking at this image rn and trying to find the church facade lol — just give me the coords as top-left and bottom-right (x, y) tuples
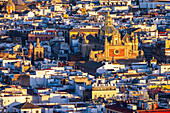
(90, 12), (144, 62)
(27, 38), (44, 62)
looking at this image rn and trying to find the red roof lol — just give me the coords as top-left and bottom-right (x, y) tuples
(159, 34), (168, 36)
(158, 31), (167, 33)
(137, 109), (170, 113)
(42, 68), (51, 70)
(46, 30), (56, 33)
(105, 105), (133, 113)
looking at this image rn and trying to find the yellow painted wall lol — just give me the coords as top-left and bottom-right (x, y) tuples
(92, 90), (117, 99)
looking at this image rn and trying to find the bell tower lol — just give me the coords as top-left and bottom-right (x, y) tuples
(134, 34), (138, 51)
(105, 11), (112, 26)
(105, 35), (109, 60)
(111, 29), (121, 45)
(28, 42), (33, 59)
(34, 38), (44, 60)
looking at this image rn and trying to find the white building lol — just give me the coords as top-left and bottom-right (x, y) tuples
(139, 0), (170, 9)
(30, 70), (53, 87)
(96, 61), (125, 74)
(159, 64), (170, 74)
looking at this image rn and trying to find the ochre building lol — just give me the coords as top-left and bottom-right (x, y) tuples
(90, 12), (143, 62)
(165, 39), (170, 63)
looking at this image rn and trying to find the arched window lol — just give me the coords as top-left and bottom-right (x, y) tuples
(116, 40), (118, 44)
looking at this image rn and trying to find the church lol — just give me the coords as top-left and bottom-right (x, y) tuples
(28, 38), (44, 61)
(5, 0), (15, 14)
(89, 12), (144, 62)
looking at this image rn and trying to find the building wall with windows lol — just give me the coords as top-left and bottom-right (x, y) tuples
(92, 86), (118, 99)
(160, 64), (170, 74)
(99, 0), (131, 6)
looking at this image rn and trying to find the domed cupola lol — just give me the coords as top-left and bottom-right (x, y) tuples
(5, 0), (15, 14)
(101, 11), (118, 35)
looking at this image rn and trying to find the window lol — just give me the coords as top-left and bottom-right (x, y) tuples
(94, 95), (97, 99)
(116, 40), (118, 44)
(36, 110), (39, 113)
(36, 52), (38, 57)
(23, 111), (27, 113)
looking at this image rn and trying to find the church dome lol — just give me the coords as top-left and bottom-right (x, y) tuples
(6, 0), (15, 13)
(102, 25), (117, 34)
(101, 11), (117, 34)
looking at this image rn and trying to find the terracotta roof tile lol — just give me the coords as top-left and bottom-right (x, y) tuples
(14, 102), (41, 109)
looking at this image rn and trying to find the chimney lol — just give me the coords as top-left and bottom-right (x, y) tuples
(26, 97), (30, 102)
